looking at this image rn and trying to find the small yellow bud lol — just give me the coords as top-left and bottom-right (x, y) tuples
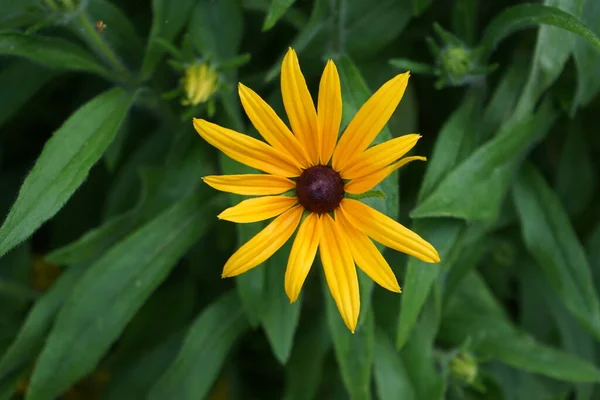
(182, 63), (219, 106)
(449, 351), (478, 385)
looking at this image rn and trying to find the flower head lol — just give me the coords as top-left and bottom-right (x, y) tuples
(194, 48), (440, 332)
(182, 62), (219, 106)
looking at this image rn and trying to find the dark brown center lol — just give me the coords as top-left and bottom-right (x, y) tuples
(296, 165), (344, 214)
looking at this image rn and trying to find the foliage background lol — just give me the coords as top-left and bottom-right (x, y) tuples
(1, 0), (600, 399)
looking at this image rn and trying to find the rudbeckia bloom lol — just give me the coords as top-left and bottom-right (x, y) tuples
(194, 48), (440, 332)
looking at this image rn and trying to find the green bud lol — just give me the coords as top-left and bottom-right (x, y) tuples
(449, 351), (478, 385)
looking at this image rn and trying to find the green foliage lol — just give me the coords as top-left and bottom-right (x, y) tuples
(1, 0), (600, 399)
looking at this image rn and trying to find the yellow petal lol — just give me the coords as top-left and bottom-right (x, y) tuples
(238, 83), (311, 168)
(317, 60), (342, 165)
(218, 196), (298, 223)
(335, 209), (401, 293)
(332, 72), (410, 171)
(281, 48), (319, 164)
(341, 134), (421, 179)
(319, 213), (360, 333)
(202, 174), (296, 196)
(193, 118), (302, 177)
(285, 212), (321, 302)
(222, 205), (303, 277)
(344, 156), (427, 194)
(340, 199), (440, 263)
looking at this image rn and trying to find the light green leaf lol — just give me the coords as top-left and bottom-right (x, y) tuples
(142, 0), (196, 79)
(149, 291), (249, 400)
(25, 193), (222, 400)
(572, 0), (600, 110)
(0, 88), (134, 258)
(396, 219), (464, 349)
(0, 267), (84, 381)
(411, 99), (556, 221)
(0, 60), (55, 128)
(262, 0), (295, 31)
(260, 241), (302, 364)
(480, 4), (600, 60)
(374, 330), (415, 400)
(0, 32), (112, 79)
(512, 164), (600, 339)
(325, 286), (375, 400)
(441, 272), (600, 383)
(284, 313), (330, 400)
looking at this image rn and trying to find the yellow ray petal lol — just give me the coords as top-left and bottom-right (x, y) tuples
(340, 199), (440, 263)
(317, 60), (342, 165)
(332, 72), (410, 171)
(218, 196), (298, 223)
(344, 156), (427, 194)
(202, 174), (296, 196)
(239, 83), (311, 168)
(319, 214), (360, 333)
(285, 212), (321, 303)
(281, 48), (319, 164)
(222, 205), (303, 278)
(193, 118), (301, 177)
(335, 209), (401, 293)
(341, 134), (421, 179)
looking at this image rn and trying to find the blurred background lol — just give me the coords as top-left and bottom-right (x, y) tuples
(1, 0), (600, 399)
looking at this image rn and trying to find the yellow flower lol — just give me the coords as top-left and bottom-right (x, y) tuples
(193, 48), (440, 332)
(182, 62), (219, 106)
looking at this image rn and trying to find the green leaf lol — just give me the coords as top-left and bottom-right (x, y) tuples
(325, 286), (375, 400)
(0, 267), (84, 381)
(388, 59), (435, 74)
(480, 4), (600, 60)
(555, 122), (596, 216)
(411, 99), (556, 221)
(374, 330), (416, 400)
(0, 32), (112, 79)
(262, 0), (295, 31)
(149, 291), (249, 399)
(260, 242), (302, 364)
(412, 0), (432, 16)
(142, 0), (196, 78)
(337, 54), (399, 326)
(396, 219), (464, 349)
(25, 193), (222, 400)
(0, 60), (55, 128)
(284, 313), (330, 400)
(572, 0), (600, 110)
(441, 272), (600, 383)
(512, 164), (600, 339)
(187, 0), (244, 62)
(587, 222), (600, 292)
(0, 87), (134, 258)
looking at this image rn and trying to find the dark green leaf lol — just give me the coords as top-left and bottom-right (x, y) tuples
(142, 0), (196, 78)
(441, 272), (600, 383)
(0, 88), (134, 258)
(396, 219), (464, 349)
(374, 330), (415, 400)
(260, 241), (302, 364)
(480, 4), (600, 59)
(0, 32), (112, 79)
(149, 291), (249, 400)
(0, 61), (55, 128)
(284, 313), (330, 400)
(388, 59), (435, 74)
(325, 285), (374, 400)
(411, 100), (556, 221)
(262, 0), (295, 31)
(555, 122), (596, 216)
(412, 0), (432, 16)
(0, 268), (84, 381)
(187, 0), (244, 62)
(586, 222), (600, 292)
(26, 193), (222, 400)
(512, 164), (600, 338)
